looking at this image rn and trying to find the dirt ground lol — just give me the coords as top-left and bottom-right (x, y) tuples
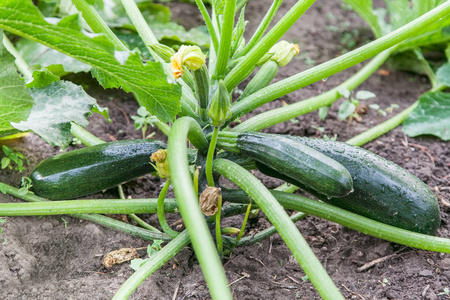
(1, 0), (450, 299)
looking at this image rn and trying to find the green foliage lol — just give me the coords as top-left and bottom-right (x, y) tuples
(130, 240), (164, 271)
(11, 81), (104, 148)
(0, 32), (34, 138)
(131, 106), (159, 138)
(403, 91), (450, 141)
(0, 0), (182, 123)
(337, 88), (375, 121)
(1, 145), (27, 172)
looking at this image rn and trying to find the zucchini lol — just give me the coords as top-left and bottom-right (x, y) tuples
(262, 136), (441, 235)
(230, 132), (354, 197)
(30, 139), (166, 200)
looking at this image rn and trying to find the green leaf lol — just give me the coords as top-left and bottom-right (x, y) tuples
(11, 81), (99, 148)
(318, 106), (329, 120)
(338, 100), (356, 120)
(342, 0), (385, 38)
(0, 182), (6, 194)
(355, 90), (376, 100)
(130, 258), (146, 271)
(0, 0), (182, 123)
(403, 91), (450, 141)
(0, 32), (34, 138)
(25, 69), (60, 89)
(1, 157), (10, 169)
(343, 0), (450, 49)
(436, 62), (450, 88)
(16, 39), (92, 75)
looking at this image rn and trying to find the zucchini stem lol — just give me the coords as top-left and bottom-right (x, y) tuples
(213, 159), (345, 300)
(168, 117), (232, 300)
(112, 230), (190, 300)
(206, 127), (219, 186)
(118, 185), (161, 233)
(157, 180), (179, 238)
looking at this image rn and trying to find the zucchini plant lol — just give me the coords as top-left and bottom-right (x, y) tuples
(0, 0), (450, 299)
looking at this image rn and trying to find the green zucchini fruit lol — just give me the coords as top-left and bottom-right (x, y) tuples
(30, 139), (166, 200)
(234, 132), (354, 197)
(261, 136), (441, 235)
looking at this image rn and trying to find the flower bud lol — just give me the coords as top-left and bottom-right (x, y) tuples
(269, 41), (300, 67)
(199, 186), (221, 216)
(148, 43), (175, 63)
(170, 45), (206, 78)
(208, 80), (231, 127)
(150, 149), (170, 179)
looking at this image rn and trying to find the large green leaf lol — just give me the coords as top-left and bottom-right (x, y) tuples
(0, 0), (181, 122)
(0, 31), (34, 138)
(12, 81), (101, 148)
(343, 0), (450, 49)
(403, 92), (450, 141)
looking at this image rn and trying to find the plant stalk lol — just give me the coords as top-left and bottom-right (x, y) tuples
(157, 180), (179, 238)
(224, 0), (316, 91)
(222, 189), (450, 253)
(230, 1), (450, 120)
(112, 230), (190, 300)
(231, 48), (394, 132)
(194, 0), (219, 53)
(237, 0), (283, 57)
(2, 34), (33, 79)
(213, 0), (236, 79)
(167, 117), (232, 300)
(72, 0), (128, 51)
(346, 101), (418, 146)
(214, 159), (345, 300)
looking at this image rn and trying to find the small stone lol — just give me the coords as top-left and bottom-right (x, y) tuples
(419, 270), (433, 277)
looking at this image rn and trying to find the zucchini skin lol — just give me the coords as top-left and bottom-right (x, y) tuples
(236, 132), (353, 197)
(30, 139), (166, 200)
(279, 137), (440, 235)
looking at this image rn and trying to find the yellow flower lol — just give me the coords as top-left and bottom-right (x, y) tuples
(169, 45), (206, 78)
(170, 51), (184, 79)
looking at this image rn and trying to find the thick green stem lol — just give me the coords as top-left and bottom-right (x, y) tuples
(237, 0), (283, 57)
(206, 127), (219, 186)
(120, 0), (158, 45)
(2, 34), (33, 79)
(222, 189), (450, 253)
(168, 117), (232, 300)
(214, 159), (344, 300)
(231, 48), (394, 132)
(112, 230), (190, 300)
(195, 0), (219, 53)
(157, 180), (179, 238)
(213, 0), (236, 79)
(118, 185), (160, 233)
(346, 101), (418, 146)
(72, 0), (127, 51)
(224, 0), (316, 91)
(0, 183), (172, 241)
(229, 1), (450, 120)
(70, 123), (104, 146)
(236, 212), (306, 246)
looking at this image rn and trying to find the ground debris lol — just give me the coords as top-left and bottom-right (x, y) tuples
(103, 247), (143, 268)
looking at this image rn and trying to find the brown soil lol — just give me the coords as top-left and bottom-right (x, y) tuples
(1, 0), (449, 299)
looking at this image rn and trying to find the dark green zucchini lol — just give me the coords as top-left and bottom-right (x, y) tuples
(235, 132), (354, 197)
(30, 139), (166, 200)
(261, 136), (441, 235)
